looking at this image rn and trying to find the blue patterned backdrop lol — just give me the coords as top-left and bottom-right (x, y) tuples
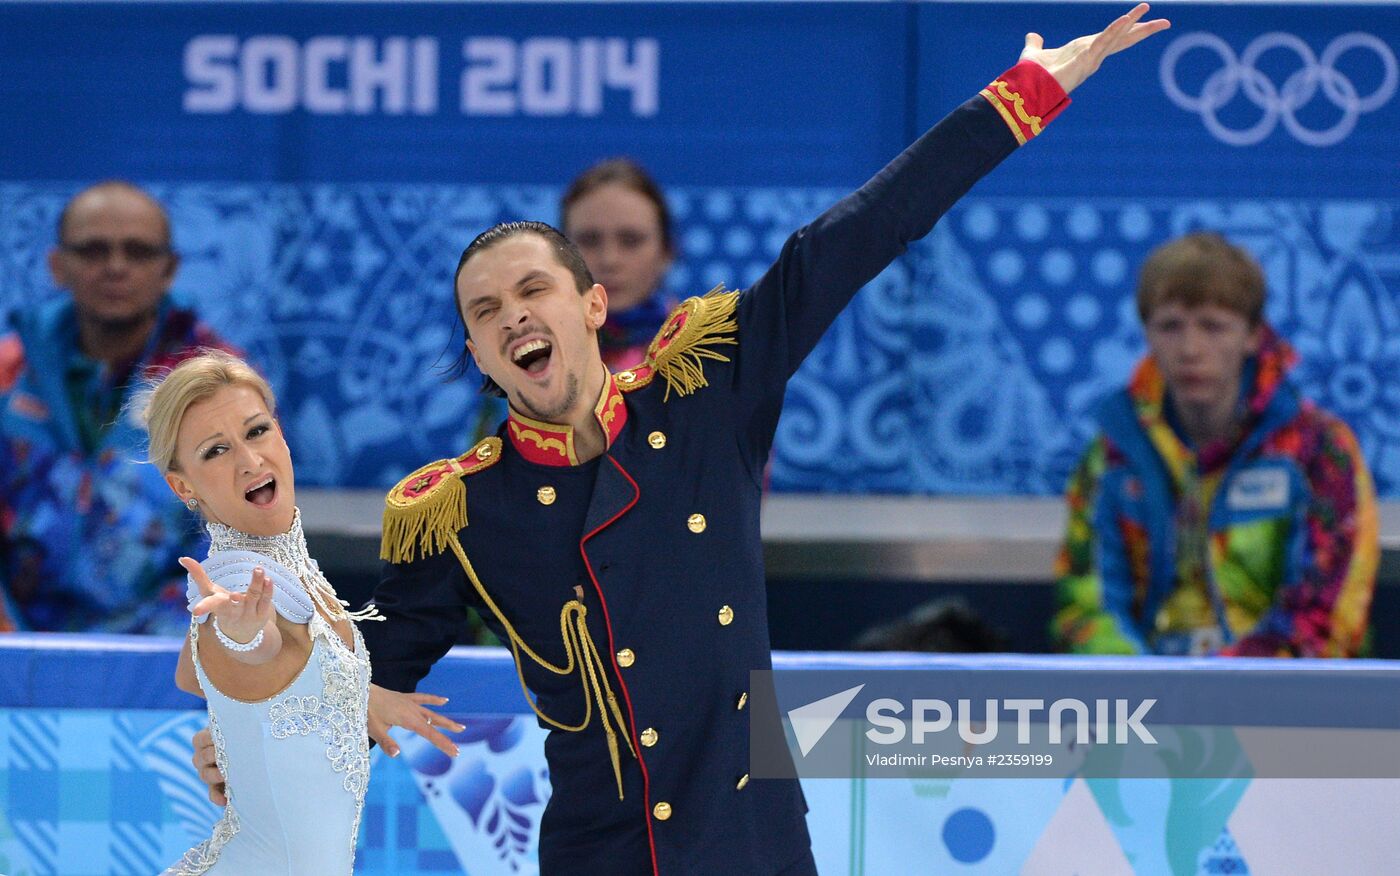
(6, 186), (1399, 495)
(4, 642), (1400, 875)
(1, 2), (1398, 495)
(0, 707), (552, 875)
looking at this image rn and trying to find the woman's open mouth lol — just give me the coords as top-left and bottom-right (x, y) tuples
(244, 474), (278, 507)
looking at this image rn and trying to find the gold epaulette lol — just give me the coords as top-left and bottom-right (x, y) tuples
(379, 434), (638, 798)
(380, 437), (502, 564)
(638, 284), (740, 401)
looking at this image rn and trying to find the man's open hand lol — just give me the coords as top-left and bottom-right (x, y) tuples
(1021, 3), (1171, 95)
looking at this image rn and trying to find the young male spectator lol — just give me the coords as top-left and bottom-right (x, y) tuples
(1053, 232), (1378, 657)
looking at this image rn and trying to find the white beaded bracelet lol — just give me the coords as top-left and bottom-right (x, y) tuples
(212, 616), (265, 652)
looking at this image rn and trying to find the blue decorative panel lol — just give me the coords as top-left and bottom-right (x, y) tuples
(2, 2), (1399, 496)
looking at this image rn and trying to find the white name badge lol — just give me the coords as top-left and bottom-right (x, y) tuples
(1226, 467), (1290, 512)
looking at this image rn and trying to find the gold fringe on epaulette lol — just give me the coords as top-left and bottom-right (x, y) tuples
(654, 285), (740, 401)
(380, 475), (467, 565)
(378, 444), (638, 797)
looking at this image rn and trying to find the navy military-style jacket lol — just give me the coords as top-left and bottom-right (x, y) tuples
(362, 61), (1068, 875)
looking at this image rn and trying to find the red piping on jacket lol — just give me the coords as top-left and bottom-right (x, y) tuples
(579, 455), (659, 875)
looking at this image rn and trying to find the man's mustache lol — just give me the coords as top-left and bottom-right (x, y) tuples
(502, 324), (553, 355)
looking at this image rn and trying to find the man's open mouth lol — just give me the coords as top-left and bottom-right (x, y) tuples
(512, 338), (553, 376)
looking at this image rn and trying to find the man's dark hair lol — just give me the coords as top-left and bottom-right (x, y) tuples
(852, 597), (1010, 653)
(451, 221), (596, 397)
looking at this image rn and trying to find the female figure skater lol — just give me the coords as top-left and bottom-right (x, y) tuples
(140, 350), (455, 874)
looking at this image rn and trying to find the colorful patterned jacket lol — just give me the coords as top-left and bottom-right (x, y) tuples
(0, 297), (239, 633)
(1053, 327), (1378, 657)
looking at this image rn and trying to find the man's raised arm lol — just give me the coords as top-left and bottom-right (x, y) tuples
(731, 5), (1169, 453)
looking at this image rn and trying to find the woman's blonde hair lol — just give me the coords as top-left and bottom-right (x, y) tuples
(134, 350), (276, 473)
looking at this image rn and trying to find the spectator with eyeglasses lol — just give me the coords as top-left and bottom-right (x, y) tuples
(0, 180), (241, 633)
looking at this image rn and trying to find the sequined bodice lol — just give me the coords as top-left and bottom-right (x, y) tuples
(166, 527), (372, 875)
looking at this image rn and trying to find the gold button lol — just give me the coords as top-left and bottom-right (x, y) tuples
(687, 513), (707, 534)
(653, 801), (672, 821)
(736, 774), (750, 791)
(617, 370), (636, 384)
(536, 486), (557, 505)
(648, 431), (667, 450)
(640, 727), (658, 747)
(737, 692), (748, 710)
(718, 605), (734, 626)
(617, 648), (635, 668)
(476, 443), (494, 461)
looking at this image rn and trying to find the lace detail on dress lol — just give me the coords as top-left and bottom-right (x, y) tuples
(163, 804), (240, 875)
(206, 508), (381, 624)
(166, 628), (242, 875)
(303, 607), (372, 867)
(269, 693), (363, 790)
(263, 614), (371, 867)
(266, 616), (371, 794)
(338, 619), (372, 866)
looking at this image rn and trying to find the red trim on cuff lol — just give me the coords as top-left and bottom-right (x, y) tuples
(979, 59), (1071, 145)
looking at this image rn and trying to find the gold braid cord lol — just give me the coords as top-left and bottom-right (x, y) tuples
(380, 436), (637, 798)
(648, 285), (740, 401)
(448, 538), (636, 798)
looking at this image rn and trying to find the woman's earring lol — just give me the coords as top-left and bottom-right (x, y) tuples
(186, 498), (199, 510)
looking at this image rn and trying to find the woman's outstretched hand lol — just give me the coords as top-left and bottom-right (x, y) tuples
(182, 557), (280, 661)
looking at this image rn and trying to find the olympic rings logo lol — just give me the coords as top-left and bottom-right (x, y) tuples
(1160, 32), (1397, 147)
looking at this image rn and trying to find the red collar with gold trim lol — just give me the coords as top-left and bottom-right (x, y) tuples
(506, 370), (629, 466)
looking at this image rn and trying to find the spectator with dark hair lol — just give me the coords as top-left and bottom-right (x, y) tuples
(0, 180), (241, 633)
(854, 597), (1010, 653)
(561, 158), (676, 371)
(1053, 231), (1378, 657)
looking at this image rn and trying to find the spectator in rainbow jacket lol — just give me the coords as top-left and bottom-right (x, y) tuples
(1053, 231), (1379, 657)
(0, 181), (241, 634)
